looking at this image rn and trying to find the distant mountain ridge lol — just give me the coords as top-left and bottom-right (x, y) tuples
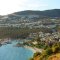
(0, 9), (60, 24)
(7, 9), (60, 20)
(13, 9), (60, 17)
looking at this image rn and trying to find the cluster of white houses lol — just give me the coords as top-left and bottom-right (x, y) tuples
(28, 32), (60, 43)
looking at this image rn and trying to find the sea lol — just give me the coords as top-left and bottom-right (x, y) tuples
(0, 40), (34, 60)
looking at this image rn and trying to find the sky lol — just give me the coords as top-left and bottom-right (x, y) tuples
(0, 0), (60, 15)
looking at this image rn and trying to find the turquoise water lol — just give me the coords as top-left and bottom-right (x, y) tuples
(0, 41), (33, 60)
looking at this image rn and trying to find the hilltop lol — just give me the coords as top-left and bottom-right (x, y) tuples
(0, 9), (60, 24)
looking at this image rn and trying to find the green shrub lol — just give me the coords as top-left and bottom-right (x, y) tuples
(45, 48), (53, 55)
(52, 46), (60, 53)
(33, 52), (40, 57)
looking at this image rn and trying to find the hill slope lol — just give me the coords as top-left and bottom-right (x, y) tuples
(0, 9), (60, 24)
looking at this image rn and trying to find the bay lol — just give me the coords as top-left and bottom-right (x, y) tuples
(0, 40), (33, 60)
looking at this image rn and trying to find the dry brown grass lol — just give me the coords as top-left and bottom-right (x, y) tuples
(48, 53), (60, 60)
(34, 55), (40, 60)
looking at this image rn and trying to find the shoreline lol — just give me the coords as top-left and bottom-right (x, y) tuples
(24, 45), (43, 53)
(0, 38), (43, 54)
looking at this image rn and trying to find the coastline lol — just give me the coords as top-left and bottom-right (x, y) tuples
(24, 45), (43, 53)
(0, 38), (43, 54)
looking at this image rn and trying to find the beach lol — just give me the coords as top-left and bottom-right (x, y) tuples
(24, 45), (43, 53)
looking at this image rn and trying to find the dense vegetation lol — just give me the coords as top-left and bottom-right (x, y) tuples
(0, 27), (52, 39)
(30, 42), (60, 60)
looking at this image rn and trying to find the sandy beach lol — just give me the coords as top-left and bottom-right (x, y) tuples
(24, 45), (43, 53)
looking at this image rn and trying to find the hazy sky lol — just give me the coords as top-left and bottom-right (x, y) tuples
(0, 0), (60, 15)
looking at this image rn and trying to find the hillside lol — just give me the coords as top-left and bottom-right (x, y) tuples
(7, 9), (60, 22)
(48, 53), (60, 60)
(0, 9), (60, 24)
(13, 9), (60, 17)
